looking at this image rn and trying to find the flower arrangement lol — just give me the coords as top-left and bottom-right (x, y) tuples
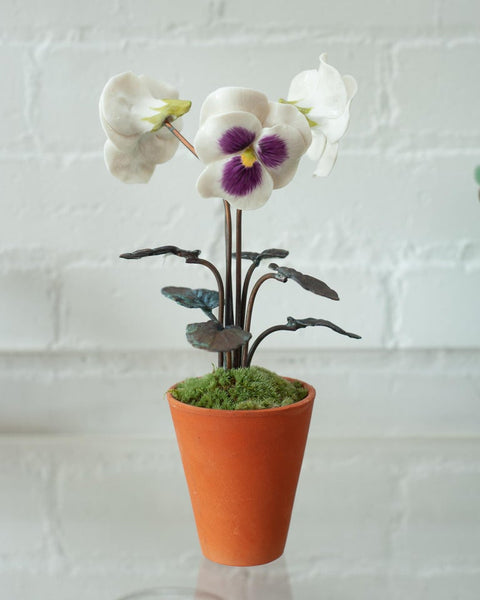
(99, 54), (361, 566)
(99, 55), (360, 400)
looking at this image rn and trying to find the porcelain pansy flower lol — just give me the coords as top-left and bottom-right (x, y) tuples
(100, 72), (191, 183)
(285, 54), (357, 177)
(195, 87), (312, 210)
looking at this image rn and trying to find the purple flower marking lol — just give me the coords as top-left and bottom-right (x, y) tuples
(257, 134), (288, 169)
(218, 127), (256, 154)
(221, 156), (263, 196)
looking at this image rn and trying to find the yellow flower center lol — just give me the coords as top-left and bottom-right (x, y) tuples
(240, 146), (257, 168)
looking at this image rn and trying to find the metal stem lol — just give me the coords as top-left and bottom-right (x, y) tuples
(241, 273), (280, 366)
(235, 210), (242, 327)
(246, 325), (292, 367)
(240, 261), (258, 327)
(233, 209), (243, 368)
(164, 121), (198, 157)
(223, 200), (233, 327)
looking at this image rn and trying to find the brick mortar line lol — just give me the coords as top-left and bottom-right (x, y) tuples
(2, 30), (480, 48)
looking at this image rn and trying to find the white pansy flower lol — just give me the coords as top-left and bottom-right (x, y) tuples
(99, 72), (191, 183)
(285, 54), (357, 176)
(195, 87), (311, 211)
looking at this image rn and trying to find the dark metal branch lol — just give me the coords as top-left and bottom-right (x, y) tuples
(244, 273), (287, 334)
(240, 261), (258, 327)
(164, 121), (198, 158)
(241, 273), (287, 366)
(247, 316), (361, 366)
(246, 325), (292, 367)
(120, 246), (200, 260)
(234, 209), (243, 368)
(224, 200), (233, 327)
(236, 250), (289, 325)
(235, 210), (242, 327)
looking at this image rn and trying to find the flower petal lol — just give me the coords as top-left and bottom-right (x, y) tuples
(257, 133), (288, 168)
(100, 72), (158, 137)
(197, 158), (274, 210)
(256, 124), (307, 188)
(307, 130), (327, 161)
(313, 141), (338, 177)
(199, 87), (270, 126)
(287, 54), (349, 121)
(99, 110), (140, 154)
(139, 74), (179, 101)
(194, 111), (262, 164)
(138, 128), (180, 164)
(104, 140), (155, 184)
(314, 74), (357, 143)
(100, 72), (183, 139)
(263, 101), (312, 149)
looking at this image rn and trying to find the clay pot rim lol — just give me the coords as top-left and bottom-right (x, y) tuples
(167, 376), (315, 418)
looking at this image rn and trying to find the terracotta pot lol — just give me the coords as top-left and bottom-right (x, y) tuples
(167, 377), (315, 566)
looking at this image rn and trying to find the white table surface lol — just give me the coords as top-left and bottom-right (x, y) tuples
(1, 435), (480, 600)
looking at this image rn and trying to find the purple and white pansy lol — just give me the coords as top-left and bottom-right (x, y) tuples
(195, 87), (312, 210)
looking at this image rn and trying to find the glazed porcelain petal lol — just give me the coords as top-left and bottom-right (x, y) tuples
(288, 53), (349, 121)
(306, 130), (327, 162)
(104, 139), (155, 183)
(199, 87), (270, 126)
(99, 110), (139, 154)
(286, 54), (357, 177)
(255, 124), (306, 189)
(197, 158), (274, 211)
(313, 140), (339, 177)
(314, 74), (358, 143)
(263, 101), (312, 149)
(138, 127), (180, 165)
(194, 111), (263, 164)
(100, 72), (163, 137)
(140, 74), (179, 101)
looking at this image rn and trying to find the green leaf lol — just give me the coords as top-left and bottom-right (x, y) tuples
(162, 286), (219, 312)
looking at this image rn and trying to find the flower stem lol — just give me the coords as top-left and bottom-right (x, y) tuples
(246, 325), (292, 367)
(233, 209), (243, 368)
(240, 261), (259, 327)
(241, 273), (282, 366)
(224, 200), (234, 368)
(223, 200), (233, 326)
(164, 121), (198, 157)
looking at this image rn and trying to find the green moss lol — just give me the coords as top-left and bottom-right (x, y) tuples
(170, 366), (308, 410)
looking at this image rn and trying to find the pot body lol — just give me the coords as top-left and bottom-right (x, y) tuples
(167, 378), (315, 566)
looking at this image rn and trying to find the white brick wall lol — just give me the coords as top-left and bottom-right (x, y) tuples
(1, 0), (480, 597)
